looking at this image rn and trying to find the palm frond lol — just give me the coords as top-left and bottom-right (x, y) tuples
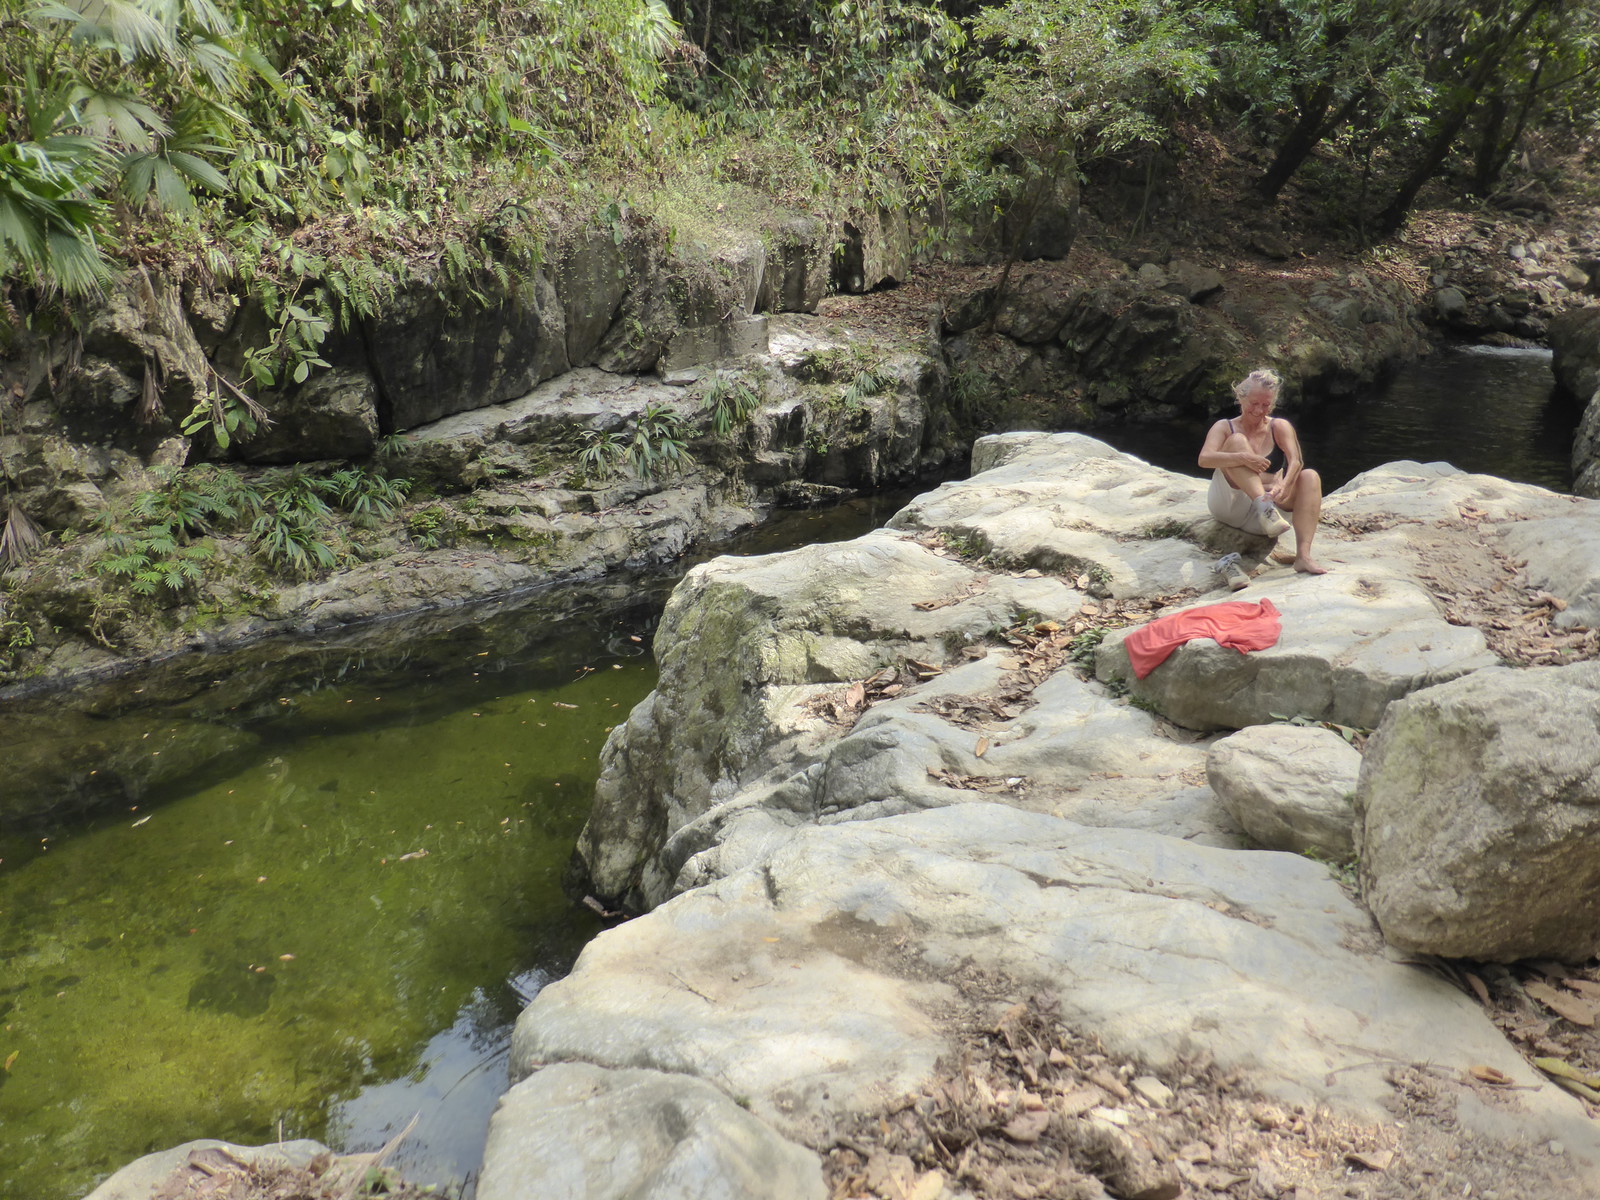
(138, 354), (163, 424)
(71, 87), (171, 151)
(179, 32), (241, 93)
(26, 0), (176, 60)
(1, 502), (43, 567)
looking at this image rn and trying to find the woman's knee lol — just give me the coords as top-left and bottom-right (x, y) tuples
(1298, 468), (1322, 498)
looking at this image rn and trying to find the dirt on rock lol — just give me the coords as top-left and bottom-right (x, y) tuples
(1328, 507), (1600, 667)
(822, 989), (1586, 1200)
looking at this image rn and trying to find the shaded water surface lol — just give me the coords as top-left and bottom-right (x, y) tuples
(0, 488), (922, 1200)
(1102, 346), (1579, 492)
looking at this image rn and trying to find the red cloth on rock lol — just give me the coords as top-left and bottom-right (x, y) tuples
(1123, 598), (1281, 680)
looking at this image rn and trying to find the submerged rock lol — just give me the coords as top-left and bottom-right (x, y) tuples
(1357, 662), (1600, 962)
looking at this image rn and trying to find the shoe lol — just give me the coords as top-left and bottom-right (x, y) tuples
(1214, 552), (1250, 591)
(1254, 497), (1292, 537)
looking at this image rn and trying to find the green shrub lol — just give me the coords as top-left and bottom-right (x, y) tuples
(627, 403), (690, 479)
(701, 376), (761, 437)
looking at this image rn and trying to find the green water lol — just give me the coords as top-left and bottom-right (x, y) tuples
(0, 484), (929, 1200)
(0, 653), (655, 1200)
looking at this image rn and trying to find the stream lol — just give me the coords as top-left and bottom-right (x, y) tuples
(0, 345), (1580, 1200)
(1101, 345), (1580, 492)
(0, 490), (921, 1200)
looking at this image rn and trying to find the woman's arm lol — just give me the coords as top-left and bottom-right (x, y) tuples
(1270, 419), (1304, 499)
(1198, 419), (1271, 473)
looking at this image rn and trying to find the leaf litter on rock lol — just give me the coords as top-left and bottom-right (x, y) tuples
(822, 988), (1590, 1200)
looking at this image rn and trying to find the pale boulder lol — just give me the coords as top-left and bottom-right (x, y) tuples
(478, 1063), (826, 1200)
(1357, 662), (1600, 961)
(1207, 724), (1360, 858)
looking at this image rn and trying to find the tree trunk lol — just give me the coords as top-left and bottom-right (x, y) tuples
(1257, 84), (1335, 199)
(1258, 86), (1367, 199)
(1375, 0), (1551, 235)
(1470, 95), (1510, 196)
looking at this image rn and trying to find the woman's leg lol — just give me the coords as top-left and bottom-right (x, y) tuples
(1216, 432), (1268, 497)
(1275, 468), (1326, 573)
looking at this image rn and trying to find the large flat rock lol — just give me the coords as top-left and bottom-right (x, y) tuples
(577, 530), (1084, 906)
(1092, 459), (1600, 731)
(888, 432), (1263, 596)
(478, 1063), (826, 1200)
(520, 804), (1600, 1181)
(539, 432), (1600, 1200)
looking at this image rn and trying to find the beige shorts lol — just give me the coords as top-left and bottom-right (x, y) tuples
(1208, 470), (1277, 535)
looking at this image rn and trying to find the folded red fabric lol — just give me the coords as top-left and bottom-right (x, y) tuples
(1123, 598), (1282, 680)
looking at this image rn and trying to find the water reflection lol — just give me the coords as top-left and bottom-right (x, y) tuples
(0, 482), (929, 1200)
(1102, 345), (1578, 493)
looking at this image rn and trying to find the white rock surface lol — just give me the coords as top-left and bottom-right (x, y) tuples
(519, 804), (1600, 1176)
(525, 433), (1600, 1198)
(478, 1063), (826, 1200)
(1092, 460), (1600, 730)
(889, 432), (1264, 597)
(1357, 661), (1600, 961)
(578, 530), (1086, 906)
(1207, 724), (1361, 857)
(82, 1140), (328, 1200)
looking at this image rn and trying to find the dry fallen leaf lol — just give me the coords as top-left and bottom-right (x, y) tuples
(1058, 1086), (1104, 1117)
(1526, 979), (1597, 1026)
(1002, 1109), (1051, 1143)
(974, 736), (989, 758)
(844, 681), (866, 709)
(1468, 1064), (1514, 1086)
(1345, 1150), (1394, 1172)
(1464, 971), (1491, 1006)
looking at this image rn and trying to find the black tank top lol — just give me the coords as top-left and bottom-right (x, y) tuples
(1230, 417), (1286, 474)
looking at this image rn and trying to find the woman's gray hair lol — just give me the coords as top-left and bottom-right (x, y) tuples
(1232, 368), (1281, 402)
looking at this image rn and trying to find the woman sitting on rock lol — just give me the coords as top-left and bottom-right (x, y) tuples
(1198, 368), (1326, 574)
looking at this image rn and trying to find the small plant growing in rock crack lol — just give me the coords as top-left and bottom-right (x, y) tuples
(1141, 517), (1190, 540)
(942, 531), (984, 558)
(321, 468), (410, 529)
(405, 504), (455, 549)
(1067, 626), (1106, 669)
(93, 466), (246, 597)
(574, 430), (629, 483)
(97, 525), (216, 596)
(626, 403), (690, 480)
(1300, 846), (1361, 893)
(701, 375), (761, 437)
(375, 432), (411, 459)
(249, 465), (411, 576)
(842, 367), (885, 408)
(251, 468), (338, 576)
(0, 602), (34, 672)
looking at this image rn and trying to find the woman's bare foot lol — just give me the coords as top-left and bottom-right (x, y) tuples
(1294, 556), (1328, 575)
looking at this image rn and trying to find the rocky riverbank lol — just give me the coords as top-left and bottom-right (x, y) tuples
(1550, 306), (1600, 497)
(485, 433), (1600, 1199)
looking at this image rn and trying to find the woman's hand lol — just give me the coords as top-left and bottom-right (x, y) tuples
(1239, 451), (1271, 473)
